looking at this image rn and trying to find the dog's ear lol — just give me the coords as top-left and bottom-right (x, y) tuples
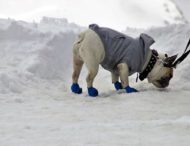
(163, 54), (178, 67)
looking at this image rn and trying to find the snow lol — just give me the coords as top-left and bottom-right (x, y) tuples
(0, 17), (190, 146)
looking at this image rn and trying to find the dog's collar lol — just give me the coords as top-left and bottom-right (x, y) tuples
(139, 50), (158, 81)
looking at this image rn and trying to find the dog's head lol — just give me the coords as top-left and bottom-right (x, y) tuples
(147, 53), (177, 88)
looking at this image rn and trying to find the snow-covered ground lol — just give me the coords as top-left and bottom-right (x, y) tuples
(0, 17), (190, 146)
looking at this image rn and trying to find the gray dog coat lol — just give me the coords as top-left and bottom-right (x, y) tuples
(89, 24), (155, 75)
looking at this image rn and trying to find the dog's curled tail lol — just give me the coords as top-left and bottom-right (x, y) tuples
(73, 31), (86, 56)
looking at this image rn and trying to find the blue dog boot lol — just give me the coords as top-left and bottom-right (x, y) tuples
(114, 81), (123, 90)
(71, 83), (82, 94)
(125, 86), (138, 93)
(88, 87), (99, 97)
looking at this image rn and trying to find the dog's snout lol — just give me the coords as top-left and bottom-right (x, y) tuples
(157, 77), (170, 88)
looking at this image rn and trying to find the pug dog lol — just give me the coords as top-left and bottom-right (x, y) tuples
(71, 24), (177, 97)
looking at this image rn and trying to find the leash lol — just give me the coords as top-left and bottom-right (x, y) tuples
(172, 38), (190, 68)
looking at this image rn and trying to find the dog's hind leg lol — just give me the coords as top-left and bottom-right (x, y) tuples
(71, 35), (85, 94)
(72, 56), (83, 84)
(71, 59), (83, 94)
(71, 56), (84, 94)
(85, 62), (99, 97)
(86, 63), (99, 87)
(79, 45), (100, 96)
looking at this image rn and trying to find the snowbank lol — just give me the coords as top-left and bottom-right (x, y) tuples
(0, 18), (83, 94)
(0, 18), (190, 94)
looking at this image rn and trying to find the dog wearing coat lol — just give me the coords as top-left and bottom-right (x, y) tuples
(71, 24), (176, 97)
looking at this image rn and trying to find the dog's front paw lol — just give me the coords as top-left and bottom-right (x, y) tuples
(125, 86), (138, 93)
(88, 87), (99, 97)
(114, 81), (123, 90)
(71, 83), (82, 94)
